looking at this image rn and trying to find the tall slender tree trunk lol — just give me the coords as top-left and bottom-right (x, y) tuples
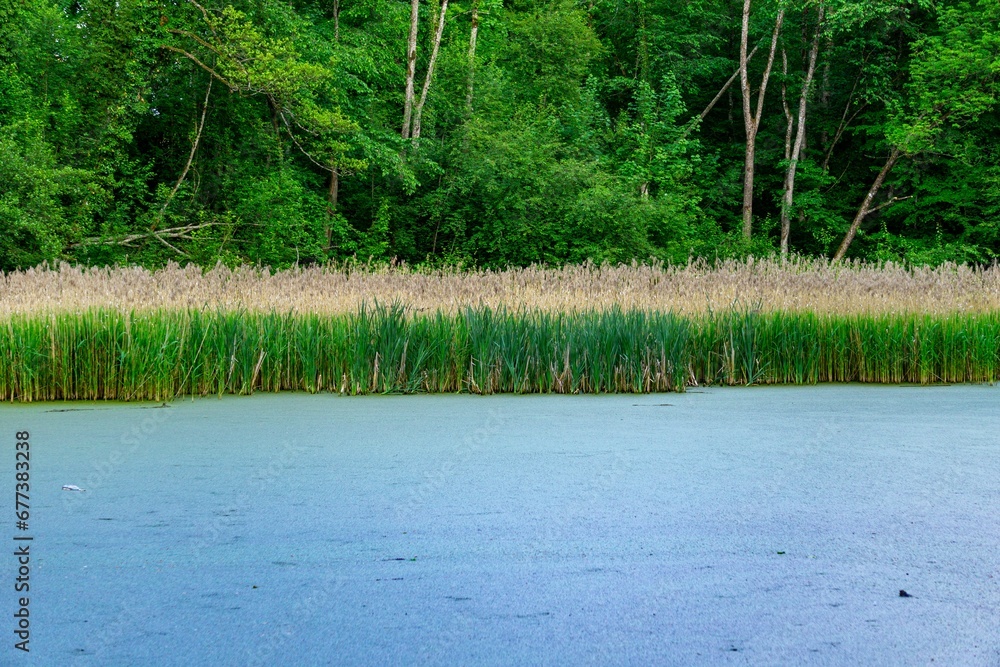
(412, 0), (449, 140)
(327, 2), (342, 252)
(819, 33), (832, 146)
(781, 49), (793, 163)
(334, 0), (340, 42)
(401, 0), (420, 139)
(833, 147), (901, 260)
(740, 0), (784, 239)
(780, 4), (823, 257)
(739, 0), (753, 238)
(325, 166), (339, 250)
(466, 0), (479, 114)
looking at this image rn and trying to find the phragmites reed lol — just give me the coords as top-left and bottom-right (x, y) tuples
(3, 260), (998, 400)
(3, 258), (1000, 316)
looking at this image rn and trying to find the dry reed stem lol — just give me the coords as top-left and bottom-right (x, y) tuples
(2, 258), (1000, 316)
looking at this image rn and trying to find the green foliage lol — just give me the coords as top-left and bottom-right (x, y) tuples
(500, 0), (602, 106)
(357, 200), (392, 260)
(0, 0), (998, 269)
(889, 0), (1000, 153)
(0, 120), (91, 271)
(232, 168), (329, 267)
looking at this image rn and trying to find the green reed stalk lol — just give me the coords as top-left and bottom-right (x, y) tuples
(1, 307), (999, 401)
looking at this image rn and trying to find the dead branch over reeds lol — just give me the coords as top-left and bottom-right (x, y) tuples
(3, 258), (1000, 316)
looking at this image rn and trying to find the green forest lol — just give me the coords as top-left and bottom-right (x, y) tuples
(1, 0), (998, 271)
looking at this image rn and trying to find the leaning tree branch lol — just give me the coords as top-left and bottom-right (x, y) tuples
(153, 75), (213, 231)
(160, 45), (237, 91)
(867, 195), (912, 215)
(185, 0), (219, 38)
(680, 44), (761, 139)
(277, 109), (335, 172)
(165, 28), (222, 58)
(833, 146), (902, 260)
(69, 222), (225, 250)
(152, 232), (193, 259)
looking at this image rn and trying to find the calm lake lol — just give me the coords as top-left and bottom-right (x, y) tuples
(3, 386), (999, 665)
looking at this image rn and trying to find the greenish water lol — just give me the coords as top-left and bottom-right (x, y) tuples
(2, 386), (999, 665)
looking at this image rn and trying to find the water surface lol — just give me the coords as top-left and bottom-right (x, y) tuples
(2, 386), (999, 665)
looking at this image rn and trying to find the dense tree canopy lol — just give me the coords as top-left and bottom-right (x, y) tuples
(1, 0), (998, 270)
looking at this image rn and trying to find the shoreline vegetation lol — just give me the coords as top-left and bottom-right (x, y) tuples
(3, 260), (999, 401)
(2, 304), (999, 401)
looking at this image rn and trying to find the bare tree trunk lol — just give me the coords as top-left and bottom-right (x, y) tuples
(325, 166), (340, 250)
(466, 0), (479, 114)
(334, 0), (340, 42)
(819, 33), (832, 146)
(401, 0), (420, 139)
(329, 169), (339, 211)
(412, 0), (449, 140)
(740, 0), (785, 239)
(154, 76), (212, 232)
(739, 0), (755, 239)
(780, 4), (823, 257)
(781, 49), (793, 163)
(833, 147), (901, 260)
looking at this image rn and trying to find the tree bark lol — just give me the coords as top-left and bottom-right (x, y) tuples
(781, 49), (793, 163)
(325, 166), (340, 249)
(833, 147), (901, 260)
(740, 1), (784, 239)
(412, 0), (449, 140)
(401, 0), (420, 139)
(465, 0), (479, 114)
(334, 0), (340, 42)
(739, 0), (754, 239)
(780, 4), (823, 257)
(329, 168), (339, 212)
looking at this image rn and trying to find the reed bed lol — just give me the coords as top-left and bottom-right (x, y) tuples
(2, 306), (998, 401)
(3, 258), (1000, 316)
